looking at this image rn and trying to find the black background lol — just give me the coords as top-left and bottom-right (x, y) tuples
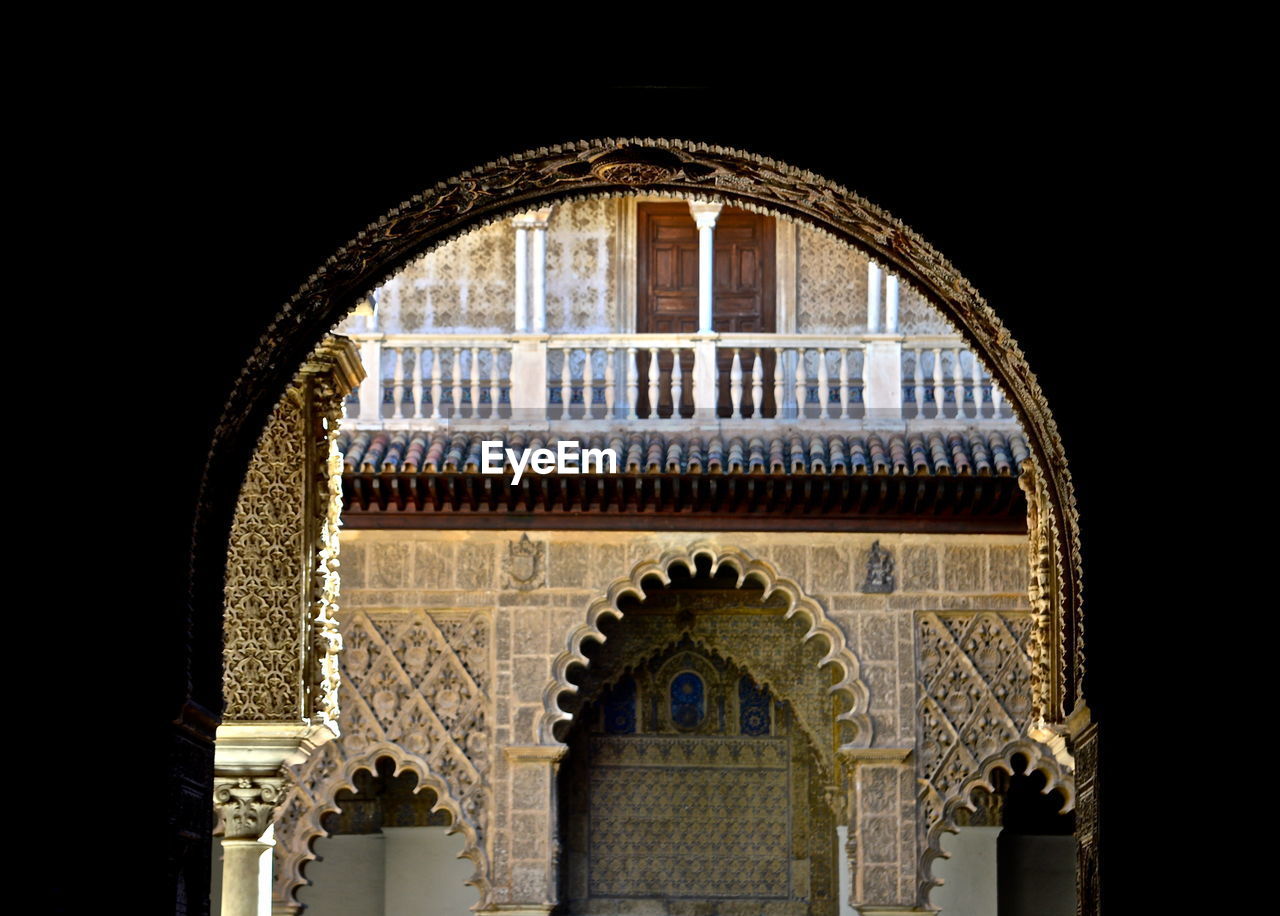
(57, 77), (1193, 910)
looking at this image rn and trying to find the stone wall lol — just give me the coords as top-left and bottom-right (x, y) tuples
(314, 530), (1031, 912)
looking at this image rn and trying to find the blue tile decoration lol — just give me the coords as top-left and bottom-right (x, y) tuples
(739, 676), (771, 736)
(603, 675), (636, 734)
(670, 672), (705, 729)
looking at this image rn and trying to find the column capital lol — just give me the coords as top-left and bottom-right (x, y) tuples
(214, 775), (287, 841)
(687, 199), (723, 229)
(512, 205), (556, 229)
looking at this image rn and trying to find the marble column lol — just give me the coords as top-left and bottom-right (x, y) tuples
(867, 261), (883, 333)
(687, 200), (723, 333)
(215, 777), (285, 916)
(687, 201), (723, 415)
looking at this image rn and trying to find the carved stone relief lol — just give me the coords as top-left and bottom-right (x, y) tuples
(503, 534), (545, 591)
(862, 541), (895, 594)
(273, 608), (493, 909)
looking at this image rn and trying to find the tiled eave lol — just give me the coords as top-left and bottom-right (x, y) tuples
(338, 429), (1030, 533)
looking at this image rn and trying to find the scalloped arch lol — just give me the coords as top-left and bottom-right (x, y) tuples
(919, 738), (1076, 906)
(537, 542), (873, 751)
(277, 742), (490, 909)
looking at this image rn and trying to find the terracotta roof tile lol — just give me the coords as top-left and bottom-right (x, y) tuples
(335, 429), (1029, 478)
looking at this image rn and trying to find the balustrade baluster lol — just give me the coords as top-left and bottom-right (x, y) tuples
(489, 347), (502, 418)
(730, 348), (743, 419)
(561, 347), (573, 420)
(914, 348), (926, 420)
(751, 351), (763, 419)
(993, 383), (1005, 418)
(647, 348), (660, 420)
(951, 348), (964, 420)
(794, 348), (808, 419)
(582, 347), (594, 418)
(970, 351), (984, 418)
(430, 347), (442, 419)
(839, 348), (851, 419)
(450, 347), (463, 418)
(412, 347), (424, 418)
(392, 347), (405, 419)
(774, 348), (786, 419)
(817, 347), (830, 418)
(670, 349), (683, 419)
(626, 347), (639, 420)
(932, 347), (945, 420)
(604, 347), (616, 419)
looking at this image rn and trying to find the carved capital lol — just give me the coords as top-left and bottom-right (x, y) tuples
(214, 775), (286, 841)
(687, 199), (723, 229)
(511, 206), (556, 230)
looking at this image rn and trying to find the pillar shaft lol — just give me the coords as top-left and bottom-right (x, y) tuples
(867, 261), (883, 333)
(514, 225), (529, 332)
(688, 201), (723, 333)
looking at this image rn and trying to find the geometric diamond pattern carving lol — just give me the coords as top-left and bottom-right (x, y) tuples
(273, 609), (491, 909)
(916, 612), (1033, 832)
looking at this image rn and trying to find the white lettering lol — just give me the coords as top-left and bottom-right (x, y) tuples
(480, 441), (621, 484)
(529, 449), (556, 475)
(481, 440), (505, 475)
(581, 447), (618, 474)
(508, 446), (534, 485)
(557, 440), (580, 473)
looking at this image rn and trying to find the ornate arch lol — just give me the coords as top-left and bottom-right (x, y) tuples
(193, 139), (1083, 733)
(274, 740), (490, 910)
(919, 737), (1076, 905)
(537, 542), (873, 753)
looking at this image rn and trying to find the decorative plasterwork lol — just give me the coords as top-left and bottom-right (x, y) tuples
(538, 543), (873, 752)
(919, 738), (1075, 905)
(274, 608), (492, 908)
(195, 139), (1084, 731)
(222, 335), (363, 724)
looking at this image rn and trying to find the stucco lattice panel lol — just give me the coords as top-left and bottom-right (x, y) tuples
(373, 221), (516, 333)
(796, 225), (952, 335)
(797, 226), (868, 333)
(223, 390), (306, 720)
(915, 611), (1033, 814)
(274, 608), (493, 908)
(545, 198), (617, 333)
(587, 739), (792, 899)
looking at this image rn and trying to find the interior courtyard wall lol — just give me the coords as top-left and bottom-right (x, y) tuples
(337, 198), (952, 340)
(282, 529), (1031, 911)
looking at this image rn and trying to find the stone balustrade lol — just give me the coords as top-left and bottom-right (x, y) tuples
(346, 331), (1013, 429)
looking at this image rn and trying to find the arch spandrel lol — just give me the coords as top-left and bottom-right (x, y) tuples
(537, 542), (874, 759)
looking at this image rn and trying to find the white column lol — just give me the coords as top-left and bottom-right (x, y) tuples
(356, 335), (385, 424)
(688, 201), (723, 333)
(867, 260), (883, 333)
(885, 273), (900, 333)
(214, 776), (286, 916)
(513, 207), (554, 333)
(513, 222), (529, 332)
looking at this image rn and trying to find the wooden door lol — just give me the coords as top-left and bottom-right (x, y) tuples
(637, 203), (776, 418)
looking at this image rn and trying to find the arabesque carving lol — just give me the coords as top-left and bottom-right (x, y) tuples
(273, 609), (492, 909)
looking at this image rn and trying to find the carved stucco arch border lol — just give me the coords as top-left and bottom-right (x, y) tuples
(277, 741), (490, 909)
(919, 737), (1076, 906)
(536, 542), (874, 752)
(193, 137), (1083, 731)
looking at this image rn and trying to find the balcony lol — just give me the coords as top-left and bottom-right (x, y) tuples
(342, 330), (1015, 431)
